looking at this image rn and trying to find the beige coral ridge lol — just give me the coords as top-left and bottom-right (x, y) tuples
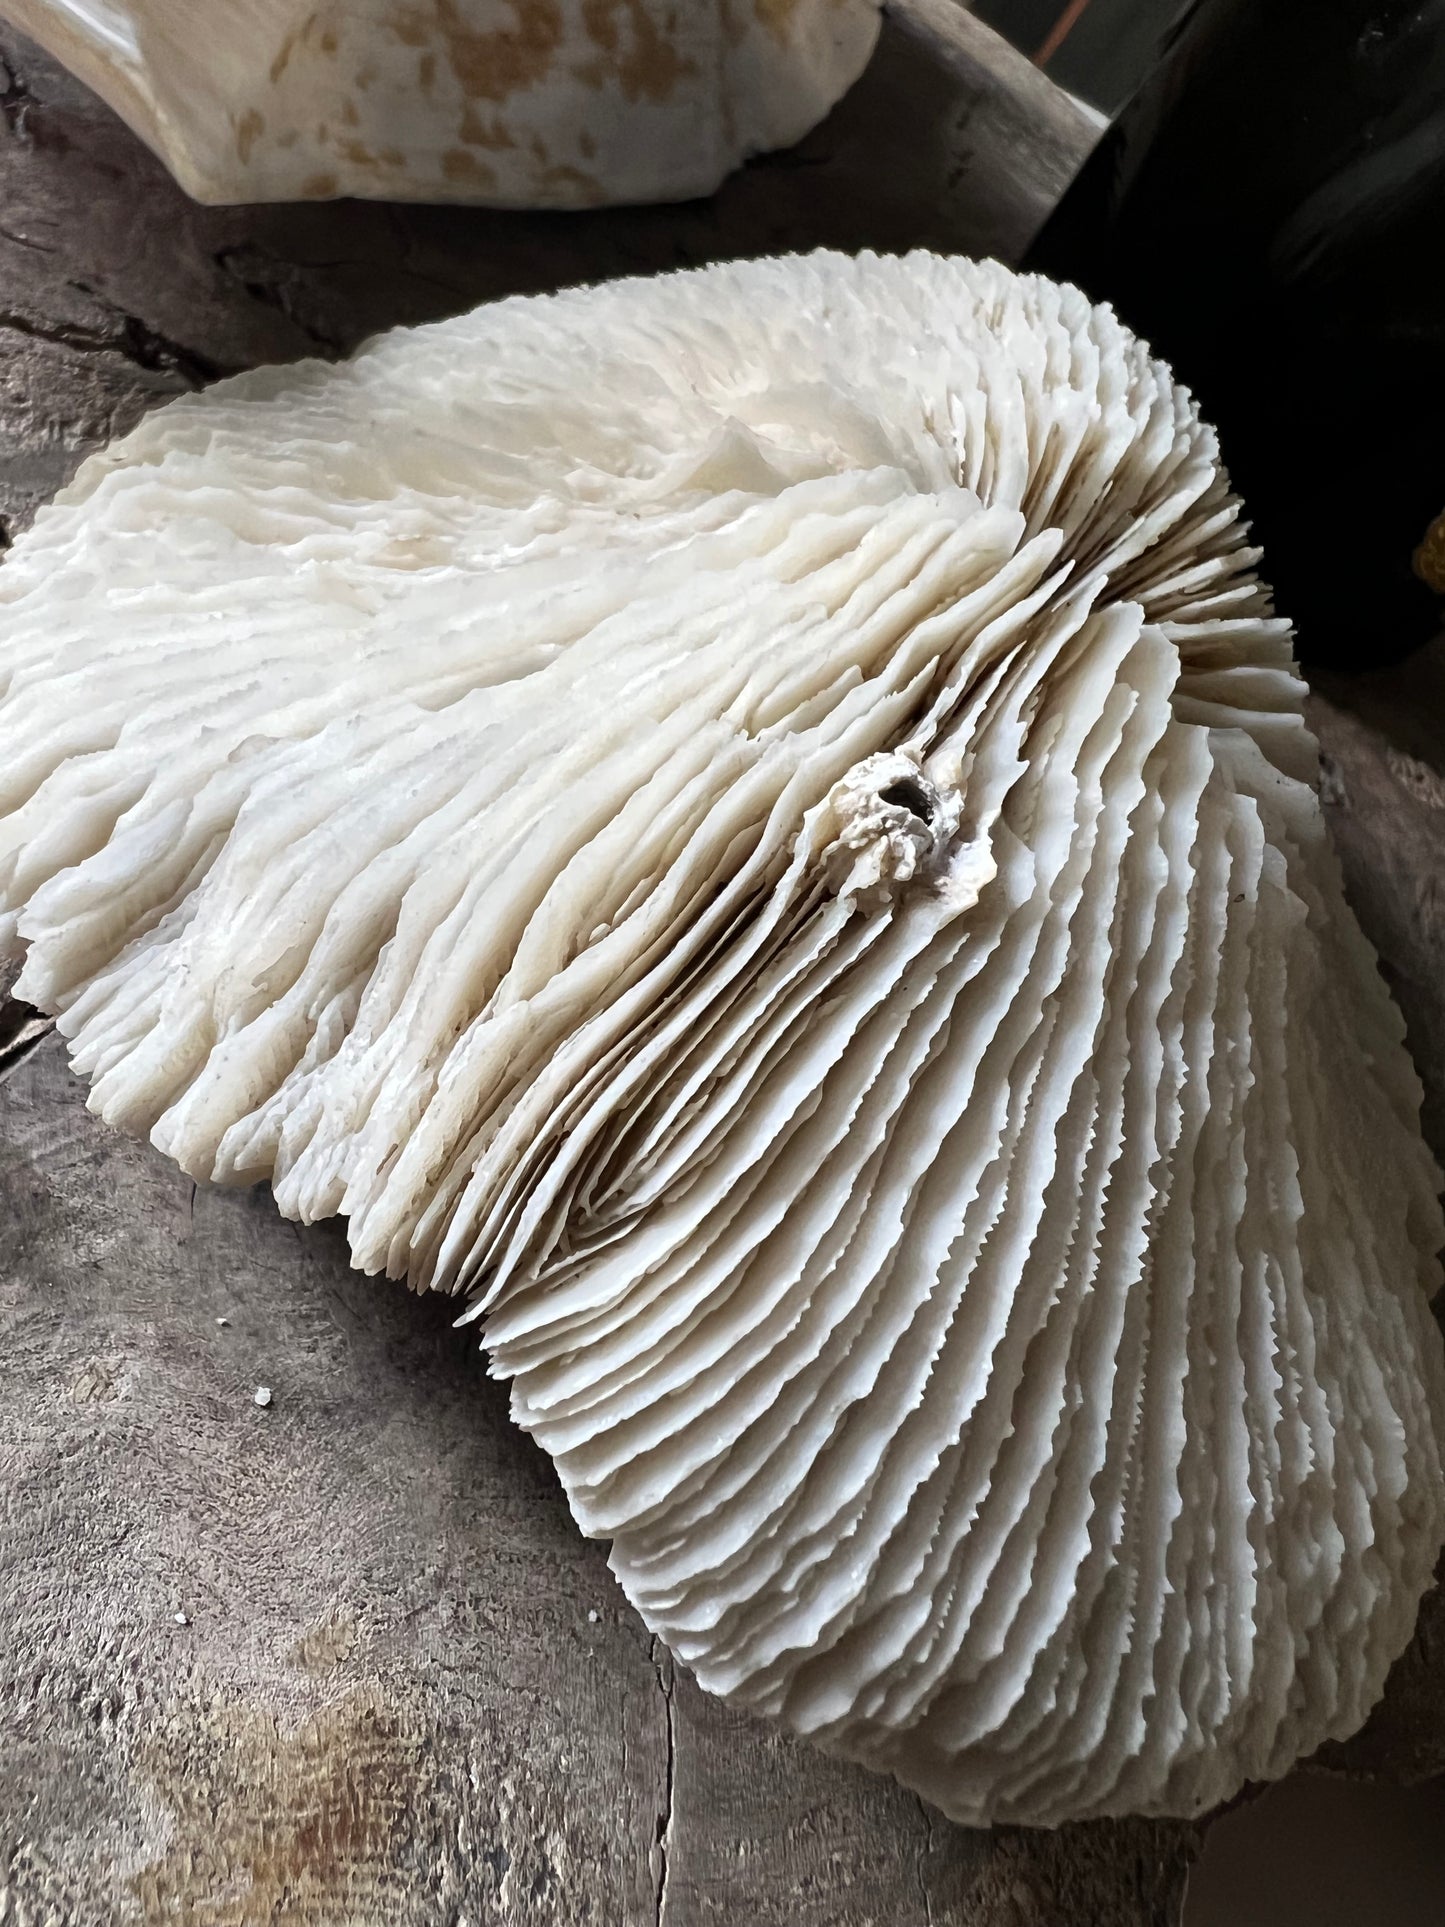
(1, 251), (1442, 1827)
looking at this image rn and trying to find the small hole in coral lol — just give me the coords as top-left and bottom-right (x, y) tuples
(878, 777), (934, 824)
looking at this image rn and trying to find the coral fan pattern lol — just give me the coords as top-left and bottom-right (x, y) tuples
(1, 252), (1441, 1825)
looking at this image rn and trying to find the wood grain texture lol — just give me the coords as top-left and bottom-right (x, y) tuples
(0, 13), (1438, 1924)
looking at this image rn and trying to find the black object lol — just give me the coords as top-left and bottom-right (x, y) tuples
(1028, 0), (1445, 669)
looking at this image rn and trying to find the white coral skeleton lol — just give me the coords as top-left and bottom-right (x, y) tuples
(1, 251), (1442, 1826)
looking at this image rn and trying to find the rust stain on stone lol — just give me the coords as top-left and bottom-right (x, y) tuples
(340, 96), (360, 126)
(269, 30), (299, 83)
(319, 26), (340, 54)
(419, 50), (438, 91)
(300, 171), (340, 196)
(753, 0), (803, 43)
(388, 0), (567, 103)
(131, 1690), (420, 1926)
(460, 102), (517, 147)
(234, 109), (265, 164)
(579, 0), (695, 101)
(437, 0), (566, 103)
(442, 147), (498, 187)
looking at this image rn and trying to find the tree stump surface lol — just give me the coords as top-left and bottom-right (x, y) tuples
(0, 16), (1439, 1925)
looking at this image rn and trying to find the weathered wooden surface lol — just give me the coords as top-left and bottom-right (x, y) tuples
(0, 14), (1439, 1925)
(1302, 659), (1445, 1793)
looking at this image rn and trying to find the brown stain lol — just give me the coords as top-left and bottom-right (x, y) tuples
(578, 128), (597, 158)
(460, 102), (517, 148)
(752, 0), (803, 44)
(537, 162), (605, 203)
(435, 0), (565, 103)
(233, 109), (265, 164)
(580, 0), (695, 101)
(419, 50), (438, 90)
(300, 171), (340, 196)
(131, 1690), (419, 1926)
(339, 138), (381, 170)
(390, 7), (431, 47)
(390, 0), (570, 104)
(355, 61), (380, 88)
(340, 96), (360, 126)
(269, 29), (298, 83)
(70, 1356), (118, 1403)
(319, 26), (339, 53)
(442, 147), (497, 187)
(287, 1613), (358, 1676)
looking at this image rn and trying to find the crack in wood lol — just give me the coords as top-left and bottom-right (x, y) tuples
(0, 219), (56, 254)
(649, 1635), (675, 1927)
(212, 245), (348, 359)
(916, 1795), (936, 1926)
(0, 300), (225, 387)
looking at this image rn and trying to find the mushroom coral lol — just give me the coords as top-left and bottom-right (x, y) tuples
(1, 251), (1441, 1826)
(0, 0), (882, 206)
